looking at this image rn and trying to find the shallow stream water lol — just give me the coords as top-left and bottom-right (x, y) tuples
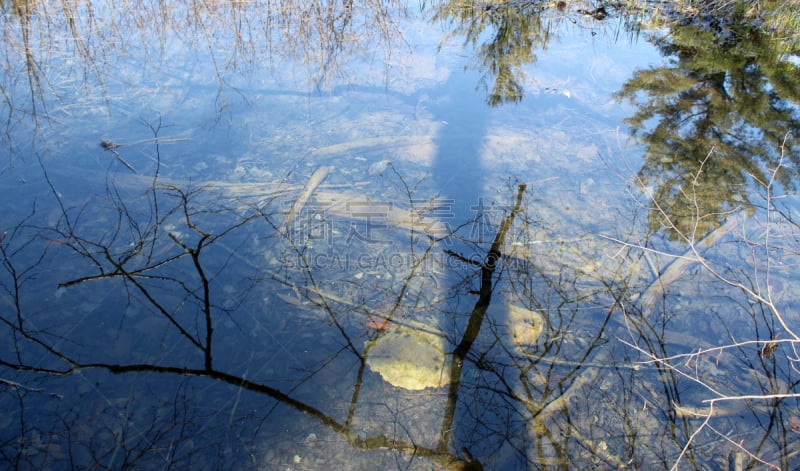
(2, 1), (800, 469)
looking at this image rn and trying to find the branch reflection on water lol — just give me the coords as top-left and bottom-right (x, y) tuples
(0, 145), (573, 468)
(2, 0), (800, 469)
(6, 137), (796, 468)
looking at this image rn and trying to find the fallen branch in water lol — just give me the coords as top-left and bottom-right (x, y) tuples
(613, 134), (799, 471)
(281, 165), (331, 235)
(100, 140), (138, 173)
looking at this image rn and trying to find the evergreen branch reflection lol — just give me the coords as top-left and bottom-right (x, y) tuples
(433, 1), (555, 106)
(616, 7), (800, 241)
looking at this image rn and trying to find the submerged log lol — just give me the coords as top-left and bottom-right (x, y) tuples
(281, 166), (331, 235)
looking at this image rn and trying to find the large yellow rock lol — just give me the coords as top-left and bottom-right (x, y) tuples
(508, 304), (544, 348)
(365, 323), (450, 391)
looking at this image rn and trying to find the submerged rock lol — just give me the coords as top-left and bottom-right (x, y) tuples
(368, 159), (391, 175)
(508, 304), (544, 348)
(365, 323), (450, 391)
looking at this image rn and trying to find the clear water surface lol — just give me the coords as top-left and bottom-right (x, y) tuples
(2, 1), (800, 469)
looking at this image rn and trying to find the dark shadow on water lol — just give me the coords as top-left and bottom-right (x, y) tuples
(431, 68), (493, 227)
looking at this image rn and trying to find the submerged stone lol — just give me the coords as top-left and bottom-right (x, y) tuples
(508, 304), (544, 348)
(365, 323), (450, 391)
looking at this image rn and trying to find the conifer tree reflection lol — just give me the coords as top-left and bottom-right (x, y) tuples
(432, 1), (560, 106)
(616, 10), (800, 240)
